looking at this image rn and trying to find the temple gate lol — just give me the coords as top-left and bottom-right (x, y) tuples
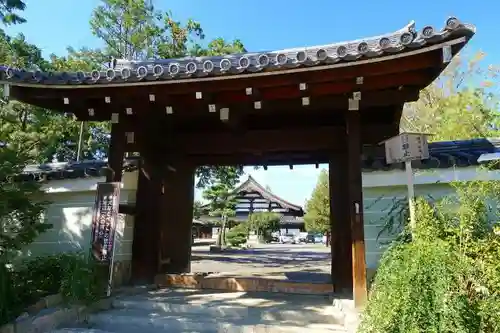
(0, 17), (474, 307)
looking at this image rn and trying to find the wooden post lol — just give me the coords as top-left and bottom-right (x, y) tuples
(329, 144), (353, 296)
(346, 111), (368, 308)
(107, 122), (126, 182)
(130, 155), (163, 283)
(158, 161), (195, 273)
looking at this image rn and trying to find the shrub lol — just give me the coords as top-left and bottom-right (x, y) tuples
(226, 223), (248, 247)
(0, 252), (106, 325)
(359, 240), (479, 333)
(58, 253), (106, 304)
(360, 180), (500, 333)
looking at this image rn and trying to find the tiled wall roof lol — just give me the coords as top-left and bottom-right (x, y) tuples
(18, 138), (500, 182)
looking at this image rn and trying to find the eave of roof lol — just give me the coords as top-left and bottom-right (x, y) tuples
(196, 215), (305, 225)
(0, 18), (474, 88)
(234, 175), (304, 212)
(17, 138), (499, 182)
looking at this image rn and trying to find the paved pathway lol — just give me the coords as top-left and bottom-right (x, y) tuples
(191, 243), (332, 283)
(52, 288), (348, 332)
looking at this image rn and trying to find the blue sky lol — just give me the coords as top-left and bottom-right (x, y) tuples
(5, 0), (498, 206)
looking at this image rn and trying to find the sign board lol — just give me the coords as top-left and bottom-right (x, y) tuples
(90, 182), (121, 262)
(382, 133), (430, 164)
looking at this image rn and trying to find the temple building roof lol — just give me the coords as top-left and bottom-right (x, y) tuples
(234, 175), (303, 212)
(0, 18), (474, 87)
(18, 138), (500, 182)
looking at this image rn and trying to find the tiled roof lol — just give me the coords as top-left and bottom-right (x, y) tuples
(18, 138), (499, 182)
(234, 175), (303, 212)
(19, 159), (139, 182)
(195, 215), (305, 226)
(363, 138), (500, 171)
(0, 18), (474, 86)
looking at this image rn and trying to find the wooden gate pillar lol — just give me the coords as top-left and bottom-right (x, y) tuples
(106, 122), (126, 182)
(130, 155), (163, 283)
(329, 134), (353, 295)
(158, 161), (195, 274)
(346, 111), (368, 308)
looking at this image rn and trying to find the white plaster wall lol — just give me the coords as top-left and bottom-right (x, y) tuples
(26, 166), (499, 271)
(24, 171), (138, 262)
(361, 166), (500, 269)
(362, 183), (456, 269)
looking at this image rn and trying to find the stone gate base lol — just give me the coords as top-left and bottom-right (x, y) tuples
(154, 273), (334, 295)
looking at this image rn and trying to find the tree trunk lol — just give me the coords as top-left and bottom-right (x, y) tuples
(221, 215), (227, 247)
(216, 227), (222, 246)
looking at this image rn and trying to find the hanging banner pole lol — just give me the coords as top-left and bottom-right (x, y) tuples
(106, 212), (119, 297)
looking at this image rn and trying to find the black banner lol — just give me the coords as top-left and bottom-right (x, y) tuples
(90, 182), (121, 262)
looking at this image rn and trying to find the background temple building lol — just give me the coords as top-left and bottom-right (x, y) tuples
(194, 176), (305, 239)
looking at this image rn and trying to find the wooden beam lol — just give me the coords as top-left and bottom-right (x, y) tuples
(211, 71), (427, 105)
(178, 127), (339, 154)
(135, 87), (418, 118)
(128, 124), (399, 156)
(346, 111), (368, 308)
(106, 122), (126, 182)
(14, 77), (422, 122)
(184, 151), (328, 166)
(73, 90), (415, 121)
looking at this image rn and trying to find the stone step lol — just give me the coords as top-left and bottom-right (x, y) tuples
(88, 309), (348, 333)
(112, 290), (340, 325)
(155, 274), (333, 295)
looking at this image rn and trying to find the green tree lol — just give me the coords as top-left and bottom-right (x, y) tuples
(0, 149), (52, 259)
(0, 0), (25, 25)
(0, 31), (92, 163)
(202, 169), (240, 246)
(401, 51), (500, 140)
(0, 2), (52, 279)
(247, 212), (281, 242)
(192, 200), (203, 219)
(52, 0), (247, 187)
(303, 169), (330, 234)
(193, 37), (246, 57)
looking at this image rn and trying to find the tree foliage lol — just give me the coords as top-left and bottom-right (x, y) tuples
(225, 223), (248, 247)
(247, 212), (281, 235)
(54, 0), (246, 187)
(202, 168), (241, 246)
(303, 169), (330, 233)
(0, 0), (25, 25)
(0, 152), (51, 259)
(401, 51), (500, 140)
(0, 30), (53, 260)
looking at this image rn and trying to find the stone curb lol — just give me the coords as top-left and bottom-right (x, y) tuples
(155, 273), (334, 295)
(0, 284), (159, 333)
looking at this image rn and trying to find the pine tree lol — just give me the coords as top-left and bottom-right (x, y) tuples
(202, 169), (240, 246)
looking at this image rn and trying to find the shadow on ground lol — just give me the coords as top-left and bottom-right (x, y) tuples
(191, 250), (329, 267)
(105, 288), (341, 329)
